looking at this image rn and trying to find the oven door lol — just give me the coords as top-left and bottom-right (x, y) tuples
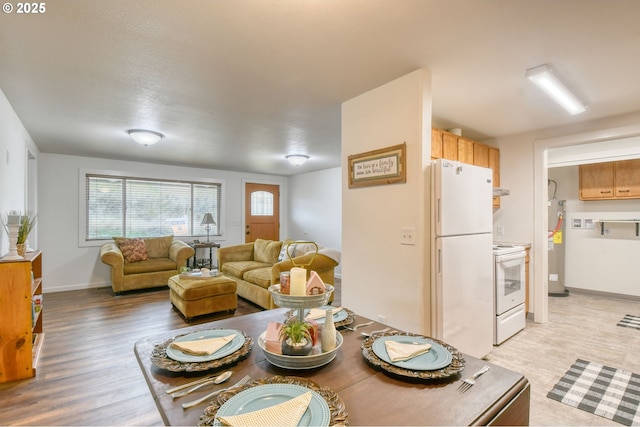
(495, 251), (526, 315)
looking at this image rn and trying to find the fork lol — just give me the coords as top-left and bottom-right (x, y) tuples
(342, 321), (374, 331)
(457, 365), (490, 392)
(182, 375), (251, 409)
(360, 327), (391, 337)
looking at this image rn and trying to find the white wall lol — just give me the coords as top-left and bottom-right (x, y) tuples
(39, 153), (289, 293)
(549, 166), (640, 296)
(287, 167), (342, 276)
(341, 69), (432, 334)
(0, 88), (40, 256)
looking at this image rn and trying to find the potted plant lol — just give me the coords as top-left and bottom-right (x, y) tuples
(16, 212), (37, 256)
(279, 318), (314, 356)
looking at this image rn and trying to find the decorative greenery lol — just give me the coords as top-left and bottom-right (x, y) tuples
(279, 318), (313, 346)
(16, 212), (37, 244)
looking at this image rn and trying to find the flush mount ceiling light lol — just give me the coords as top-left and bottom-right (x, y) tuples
(525, 64), (586, 115)
(127, 129), (164, 147)
(285, 154), (310, 166)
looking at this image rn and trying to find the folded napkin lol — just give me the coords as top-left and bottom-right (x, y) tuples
(305, 306), (343, 321)
(217, 391), (312, 427)
(170, 334), (236, 356)
(384, 340), (432, 362)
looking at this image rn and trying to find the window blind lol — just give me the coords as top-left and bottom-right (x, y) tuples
(85, 174), (221, 240)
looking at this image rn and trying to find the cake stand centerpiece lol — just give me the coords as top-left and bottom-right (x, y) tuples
(259, 282), (342, 370)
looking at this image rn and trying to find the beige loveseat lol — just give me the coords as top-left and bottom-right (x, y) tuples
(217, 239), (339, 310)
(100, 236), (194, 294)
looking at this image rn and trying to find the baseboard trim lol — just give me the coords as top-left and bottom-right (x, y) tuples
(44, 282), (111, 294)
(565, 287), (639, 302)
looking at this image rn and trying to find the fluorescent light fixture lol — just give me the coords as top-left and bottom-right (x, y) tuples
(525, 64), (586, 115)
(127, 129), (164, 146)
(285, 154), (309, 166)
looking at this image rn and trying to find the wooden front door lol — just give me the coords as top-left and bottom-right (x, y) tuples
(244, 183), (280, 242)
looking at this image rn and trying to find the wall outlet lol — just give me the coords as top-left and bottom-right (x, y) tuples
(497, 225), (505, 236)
(401, 227), (416, 245)
(377, 315), (386, 324)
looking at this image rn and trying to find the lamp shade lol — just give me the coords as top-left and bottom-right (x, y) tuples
(201, 213), (216, 225)
(127, 129), (164, 146)
(285, 154), (309, 166)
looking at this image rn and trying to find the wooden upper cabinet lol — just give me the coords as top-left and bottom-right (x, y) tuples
(614, 159), (640, 198)
(442, 132), (458, 160)
(579, 162), (615, 200)
(431, 128), (443, 159)
(473, 143), (490, 168)
(489, 147), (500, 208)
(457, 137), (474, 164)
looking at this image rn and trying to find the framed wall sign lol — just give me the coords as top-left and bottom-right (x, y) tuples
(348, 143), (406, 188)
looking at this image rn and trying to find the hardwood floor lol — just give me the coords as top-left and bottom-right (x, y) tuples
(0, 286), (265, 426)
(0, 284), (637, 426)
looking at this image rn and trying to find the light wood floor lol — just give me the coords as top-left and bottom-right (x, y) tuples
(1, 284), (638, 426)
(487, 291), (640, 426)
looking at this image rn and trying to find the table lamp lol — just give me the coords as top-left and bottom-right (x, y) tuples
(201, 213), (216, 242)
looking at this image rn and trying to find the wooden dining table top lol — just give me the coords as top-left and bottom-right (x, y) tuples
(134, 308), (530, 426)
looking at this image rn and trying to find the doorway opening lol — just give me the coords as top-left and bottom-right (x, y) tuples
(533, 124), (640, 323)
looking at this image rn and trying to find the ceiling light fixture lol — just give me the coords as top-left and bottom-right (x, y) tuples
(127, 129), (164, 146)
(285, 154), (309, 166)
(525, 64), (586, 115)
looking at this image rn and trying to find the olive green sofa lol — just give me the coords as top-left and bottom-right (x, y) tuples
(217, 239), (339, 310)
(100, 236), (194, 294)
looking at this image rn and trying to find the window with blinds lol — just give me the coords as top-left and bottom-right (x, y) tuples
(85, 174), (221, 240)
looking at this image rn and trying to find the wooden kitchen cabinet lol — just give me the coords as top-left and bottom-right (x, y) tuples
(457, 137), (475, 164)
(473, 142), (490, 168)
(431, 127), (502, 208)
(0, 251), (44, 383)
(614, 159), (640, 198)
(442, 132), (459, 160)
(579, 159), (640, 200)
(431, 128), (443, 159)
(579, 162), (614, 200)
(489, 146), (501, 208)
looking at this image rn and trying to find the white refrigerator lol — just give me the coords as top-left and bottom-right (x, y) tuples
(431, 159), (494, 359)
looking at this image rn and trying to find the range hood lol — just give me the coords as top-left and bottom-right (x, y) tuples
(493, 188), (510, 197)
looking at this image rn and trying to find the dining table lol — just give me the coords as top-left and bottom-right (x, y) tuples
(134, 307), (530, 426)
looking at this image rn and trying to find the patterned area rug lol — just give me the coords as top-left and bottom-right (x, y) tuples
(618, 315), (640, 330)
(547, 359), (640, 426)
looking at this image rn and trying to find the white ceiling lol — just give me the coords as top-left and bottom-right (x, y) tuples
(2, 0), (640, 176)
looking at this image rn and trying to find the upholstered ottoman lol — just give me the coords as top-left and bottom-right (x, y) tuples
(168, 274), (237, 320)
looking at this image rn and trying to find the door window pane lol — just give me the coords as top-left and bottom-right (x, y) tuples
(251, 191), (273, 216)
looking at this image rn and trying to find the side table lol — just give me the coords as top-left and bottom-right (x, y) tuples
(188, 241), (220, 269)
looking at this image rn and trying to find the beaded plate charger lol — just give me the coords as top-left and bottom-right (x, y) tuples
(361, 331), (465, 380)
(150, 328), (253, 373)
(198, 375), (348, 427)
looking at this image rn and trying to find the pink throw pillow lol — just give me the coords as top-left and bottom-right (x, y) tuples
(115, 238), (149, 263)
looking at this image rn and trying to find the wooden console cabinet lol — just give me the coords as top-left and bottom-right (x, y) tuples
(0, 251), (44, 383)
